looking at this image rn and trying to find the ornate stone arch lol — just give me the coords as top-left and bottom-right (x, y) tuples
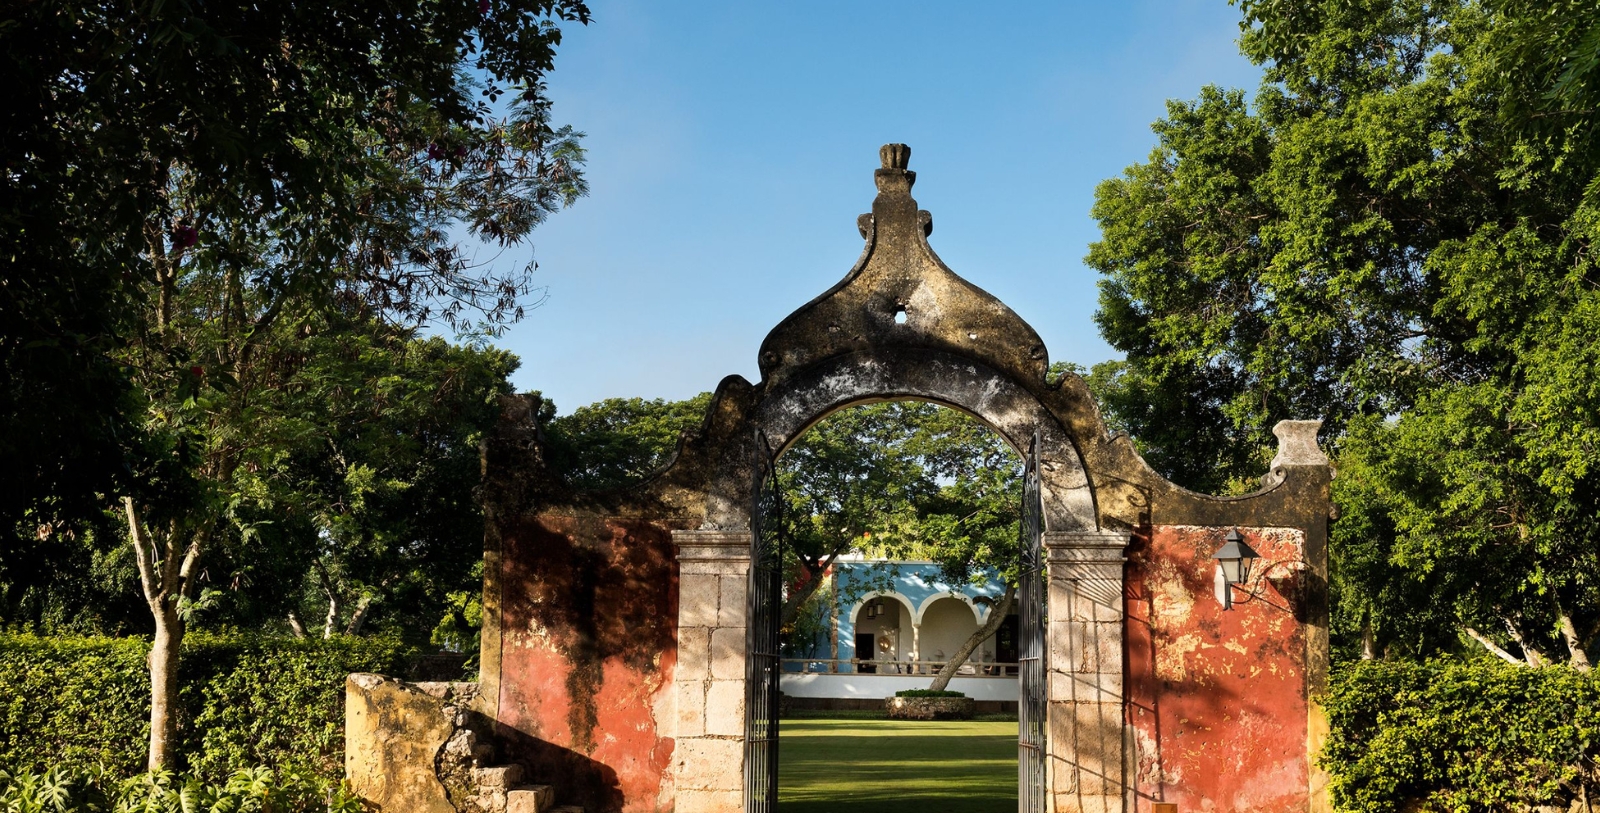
(348, 145), (1334, 813)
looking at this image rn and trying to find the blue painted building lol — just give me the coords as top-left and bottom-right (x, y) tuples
(784, 560), (1011, 672)
(781, 558), (1019, 702)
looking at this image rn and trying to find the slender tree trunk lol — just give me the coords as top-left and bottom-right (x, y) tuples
(312, 557), (341, 639)
(147, 602), (183, 772)
(1555, 597), (1592, 671)
(322, 596), (340, 639)
(1360, 611), (1376, 661)
(125, 497), (202, 772)
(929, 585), (1015, 693)
(1465, 627), (1525, 665)
(344, 596), (373, 636)
(781, 549), (846, 628)
(1502, 615), (1550, 667)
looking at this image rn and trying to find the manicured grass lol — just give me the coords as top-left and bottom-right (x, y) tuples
(778, 718), (1018, 813)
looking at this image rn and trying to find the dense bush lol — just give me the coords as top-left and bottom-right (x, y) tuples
(0, 634), (413, 781)
(0, 766), (360, 813)
(893, 689), (966, 698)
(1321, 659), (1600, 812)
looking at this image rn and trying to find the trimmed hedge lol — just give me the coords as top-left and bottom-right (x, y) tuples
(893, 689), (966, 698)
(0, 634), (413, 781)
(1321, 659), (1600, 812)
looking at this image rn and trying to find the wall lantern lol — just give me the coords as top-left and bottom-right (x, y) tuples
(1211, 529), (1261, 611)
(865, 599), (882, 619)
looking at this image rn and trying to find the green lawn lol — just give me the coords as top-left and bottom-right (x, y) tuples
(778, 718), (1018, 813)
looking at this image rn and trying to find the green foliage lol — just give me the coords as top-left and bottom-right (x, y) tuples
(542, 393), (714, 490)
(1321, 659), (1600, 811)
(0, 324), (517, 644)
(0, 637), (150, 776)
(0, 635), (410, 781)
(892, 690), (967, 698)
(1087, 0), (1600, 662)
(784, 402), (1022, 589)
(234, 323), (518, 641)
(0, 766), (360, 813)
(1, 0), (591, 537)
(780, 583), (833, 660)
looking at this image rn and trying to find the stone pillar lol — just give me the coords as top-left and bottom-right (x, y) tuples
(671, 531), (750, 813)
(911, 621), (921, 674)
(1044, 531), (1131, 813)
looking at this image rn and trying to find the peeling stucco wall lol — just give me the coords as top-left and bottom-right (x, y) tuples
(1126, 525), (1315, 812)
(492, 515), (683, 813)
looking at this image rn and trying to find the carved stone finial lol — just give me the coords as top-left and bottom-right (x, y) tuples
(755, 142), (1049, 386)
(1269, 420), (1328, 469)
(880, 143), (910, 170)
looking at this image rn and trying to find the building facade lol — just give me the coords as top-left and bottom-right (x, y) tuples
(781, 559), (1019, 705)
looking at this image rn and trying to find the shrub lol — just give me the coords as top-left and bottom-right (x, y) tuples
(0, 634), (413, 781)
(1321, 659), (1600, 812)
(0, 766), (361, 813)
(893, 689), (966, 698)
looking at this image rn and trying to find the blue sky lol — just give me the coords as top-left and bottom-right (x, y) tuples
(491, 0), (1262, 413)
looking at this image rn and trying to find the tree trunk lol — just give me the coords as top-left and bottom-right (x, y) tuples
(147, 602), (183, 772)
(1555, 597), (1592, 671)
(1360, 611), (1376, 661)
(929, 585), (1015, 693)
(313, 557), (341, 639)
(344, 595), (373, 636)
(323, 596), (340, 639)
(1502, 615), (1550, 667)
(287, 611), (308, 639)
(781, 550), (844, 628)
(1465, 626), (1525, 665)
(125, 497), (202, 772)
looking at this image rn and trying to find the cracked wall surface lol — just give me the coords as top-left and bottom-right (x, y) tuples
(1127, 526), (1319, 812)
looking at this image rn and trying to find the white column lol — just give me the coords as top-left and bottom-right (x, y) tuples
(671, 531), (750, 813)
(1044, 531), (1130, 813)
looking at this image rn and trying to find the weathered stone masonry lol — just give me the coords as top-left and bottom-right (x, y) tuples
(346, 145), (1333, 813)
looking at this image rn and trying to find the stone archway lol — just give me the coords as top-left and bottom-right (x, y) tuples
(346, 145), (1334, 813)
(662, 143), (1141, 813)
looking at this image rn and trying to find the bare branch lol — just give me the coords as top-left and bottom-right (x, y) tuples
(1464, 627), (1526, 665)
(123, 498), (161, 604)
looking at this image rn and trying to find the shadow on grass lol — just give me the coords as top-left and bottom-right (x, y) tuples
(779, 719), (1017, 813)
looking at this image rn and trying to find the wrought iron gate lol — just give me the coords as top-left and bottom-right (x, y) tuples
(746, 431), (783, 813)
(1018, 430), (1047, 812)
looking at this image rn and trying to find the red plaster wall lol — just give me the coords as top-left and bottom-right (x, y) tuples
(495, 515), (681, 813)
(1126, 525), (1311, 812)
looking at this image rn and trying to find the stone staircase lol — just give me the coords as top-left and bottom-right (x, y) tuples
(433, 687), (585, 813)
(346, 675), (589, 813)
(472, 764), (584, 813)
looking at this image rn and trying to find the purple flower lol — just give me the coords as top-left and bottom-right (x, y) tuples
(172, 225), (199, 250)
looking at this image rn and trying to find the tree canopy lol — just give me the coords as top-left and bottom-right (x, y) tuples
(2, 0), (592, 768)
(1086, 0), (1600, 666)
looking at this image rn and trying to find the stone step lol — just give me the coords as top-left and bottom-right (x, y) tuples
(473, 764), (524, 790)
(505, 784), (554, 813)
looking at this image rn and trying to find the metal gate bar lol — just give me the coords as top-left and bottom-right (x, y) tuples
(1018, 429), (1047, 813)
(745, 431), (783, 813)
